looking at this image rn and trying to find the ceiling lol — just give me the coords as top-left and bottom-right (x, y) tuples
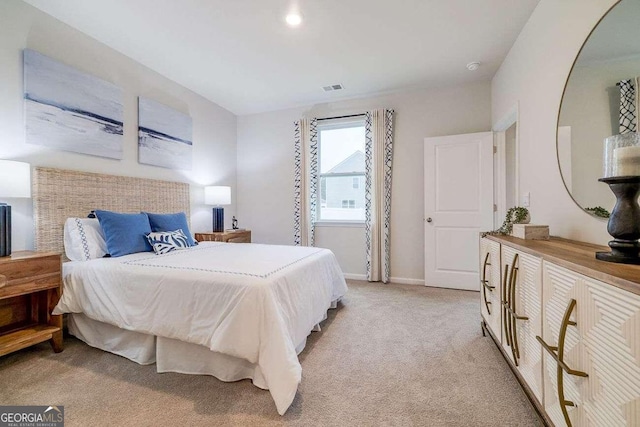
(23, 0), (540, 115)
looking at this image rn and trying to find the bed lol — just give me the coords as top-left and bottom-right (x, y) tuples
(33, 167), (347, 415)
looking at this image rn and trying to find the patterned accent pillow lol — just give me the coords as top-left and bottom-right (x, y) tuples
(144, 212), (197, 247)
(146, 229), (191, 255)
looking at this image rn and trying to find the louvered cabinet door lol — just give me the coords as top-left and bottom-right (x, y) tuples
(542, 262), (640, 426)
(480, 238), (501, 340)
(501, 245), (543, 402)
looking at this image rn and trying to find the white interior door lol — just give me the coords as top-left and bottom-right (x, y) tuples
(424, 132), (494, 291)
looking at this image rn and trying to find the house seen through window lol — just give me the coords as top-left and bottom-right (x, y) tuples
(318, 119), (366, 221)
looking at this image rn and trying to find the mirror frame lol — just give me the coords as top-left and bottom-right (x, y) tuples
(555, 0), (622, 220)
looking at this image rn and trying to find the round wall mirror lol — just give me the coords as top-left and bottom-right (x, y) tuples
(557, 0), (640, 219)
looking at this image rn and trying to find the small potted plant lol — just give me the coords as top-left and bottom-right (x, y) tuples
(493, 207), (530, 235)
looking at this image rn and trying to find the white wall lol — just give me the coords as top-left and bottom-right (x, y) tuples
(492, 0), (617, 245)
(237, 82), (491, 281)
(0, 0), (237, 251)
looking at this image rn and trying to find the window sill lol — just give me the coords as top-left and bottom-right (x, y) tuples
(314, 221), (365, 228)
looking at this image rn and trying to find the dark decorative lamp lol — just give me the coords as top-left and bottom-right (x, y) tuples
(596, 133), (640, 264)
(204, 186), (231, 232)
(0, 160), (31, 257)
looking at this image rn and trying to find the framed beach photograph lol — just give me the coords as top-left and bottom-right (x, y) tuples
(138, 97), (193, 170)
(23, 49), (124, 159)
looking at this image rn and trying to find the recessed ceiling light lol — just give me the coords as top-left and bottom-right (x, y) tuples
(466, 61), (481, 71)
(286, 13), (302, 27)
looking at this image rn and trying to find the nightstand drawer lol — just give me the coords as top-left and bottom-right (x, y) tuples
(0, 273), (61, 299)
(227, 235), (250, 243)
(0, 254), (60, 283)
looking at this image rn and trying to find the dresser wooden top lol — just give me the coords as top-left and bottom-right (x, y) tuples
(484, 235), (640, 296)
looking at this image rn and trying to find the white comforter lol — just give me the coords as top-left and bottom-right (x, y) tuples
(54, 242), (348, 414)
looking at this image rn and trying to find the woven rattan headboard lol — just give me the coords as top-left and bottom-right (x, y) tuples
(33, 167), (191, 254)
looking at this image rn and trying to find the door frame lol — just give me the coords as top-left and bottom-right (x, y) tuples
(493, 102), (520, 229)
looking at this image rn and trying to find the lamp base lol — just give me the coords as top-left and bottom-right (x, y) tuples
(0, 203), (11, 257)
(212, 207), (224, 232)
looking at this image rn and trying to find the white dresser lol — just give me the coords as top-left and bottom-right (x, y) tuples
(480, 235), (640, 427)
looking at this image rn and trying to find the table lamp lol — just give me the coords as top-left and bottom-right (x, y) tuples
(0, 161), (31, 257)
(204, 186), (231, 232)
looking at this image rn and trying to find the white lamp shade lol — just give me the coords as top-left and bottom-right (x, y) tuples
(204, 186), (231, 205)
(0, 160), (31, 198)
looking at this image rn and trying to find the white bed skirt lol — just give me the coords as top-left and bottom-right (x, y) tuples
(68, 313), (156, 365)
(68, 300), (338, 388)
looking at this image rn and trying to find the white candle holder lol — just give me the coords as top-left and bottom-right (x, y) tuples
(603, 133), (640, 178)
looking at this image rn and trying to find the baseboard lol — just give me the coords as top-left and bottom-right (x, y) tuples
(343, 273), (425, 286)
(390, 277), (425, 286)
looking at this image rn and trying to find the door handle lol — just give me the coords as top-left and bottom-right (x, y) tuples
(426, 217), (433, 223)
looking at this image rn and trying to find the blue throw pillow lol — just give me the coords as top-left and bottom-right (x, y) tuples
(144, 212), (196, 247)
(146, 229), (191, 255)
(95, 210), (153, 257)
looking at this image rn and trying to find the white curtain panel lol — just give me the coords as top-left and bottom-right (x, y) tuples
(364, 109), (395, 283)
(293, 118), (318, 246)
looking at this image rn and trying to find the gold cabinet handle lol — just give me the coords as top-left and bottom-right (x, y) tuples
(510, 254), (528, 363)
(536, 299), (588, 427)
(0, 273), (6, 288)
(505, 254), (519, 364)
(500, 254), (530, 366)
(502, 263), (511, 348)
(480, 252), (493, 314)
(509, 255), (519, 364)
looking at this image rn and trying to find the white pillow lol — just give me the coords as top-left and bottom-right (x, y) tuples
(63, 218), (108, 261)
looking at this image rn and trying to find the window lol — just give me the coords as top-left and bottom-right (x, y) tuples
(317, 119), (366, 222)
(341, 199), (356, 209)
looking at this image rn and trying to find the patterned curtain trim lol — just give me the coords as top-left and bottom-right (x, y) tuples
(619, 79), (636, 134)
(293, 118), (318, 247)
(294, 120), (303, 246)
(308, 119), (318, 246)
(364, 109), (394, 283)
(636, 76), (640, 134)
(364, 112), (374, 277)
(382, 109), (394, 282)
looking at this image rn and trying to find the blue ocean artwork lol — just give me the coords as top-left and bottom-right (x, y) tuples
(138, 97), (192, 170)
(23, 49), (124, 159)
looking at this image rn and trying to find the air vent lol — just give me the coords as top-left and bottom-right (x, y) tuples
(323, 84), (344, 92)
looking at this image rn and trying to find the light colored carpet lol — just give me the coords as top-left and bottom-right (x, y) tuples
(0, 280), (542, 426)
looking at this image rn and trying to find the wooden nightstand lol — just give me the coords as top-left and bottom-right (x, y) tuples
(195, 230), (251, 243)
(0, 251), (63, 357)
